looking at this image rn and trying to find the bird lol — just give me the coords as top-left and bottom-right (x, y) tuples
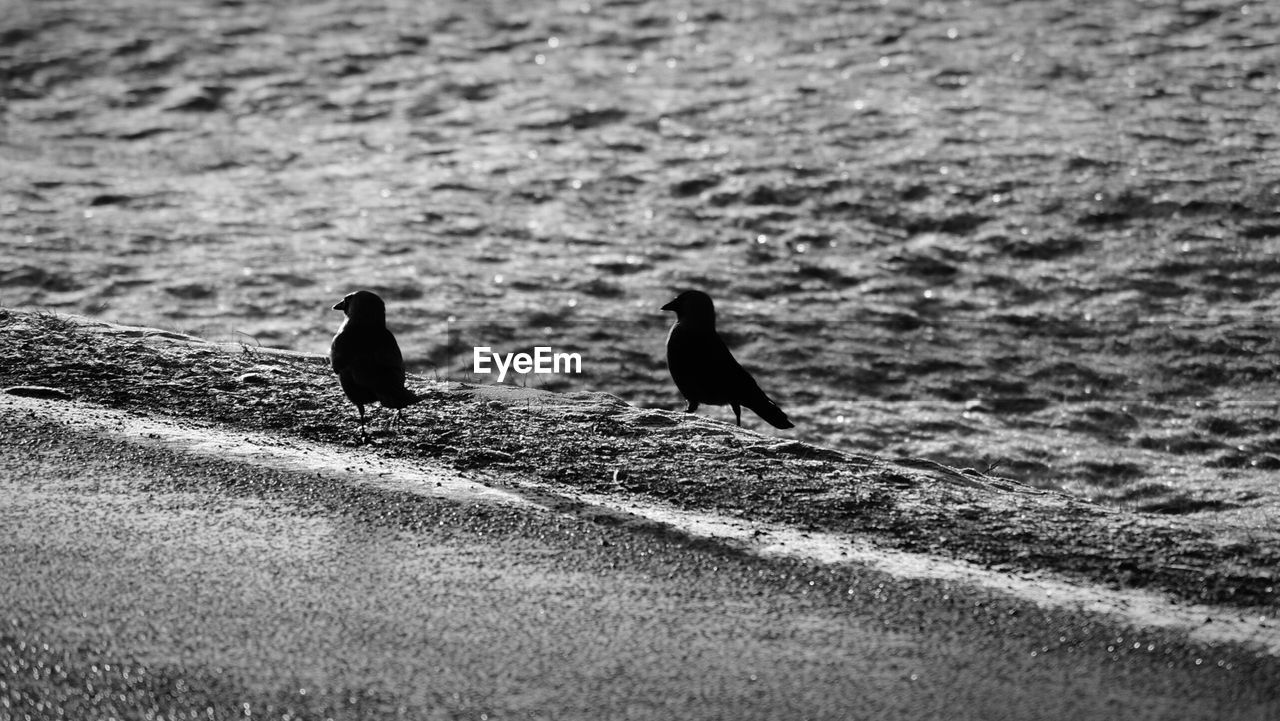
(330, 290), (421, 442)
(661, 290), (794, 429)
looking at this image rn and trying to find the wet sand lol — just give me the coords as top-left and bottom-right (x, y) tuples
(3, 310), (1278, 614)
(3, 404), (1279, 720)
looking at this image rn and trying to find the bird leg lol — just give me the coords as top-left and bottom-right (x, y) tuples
(357, 404), (370, 444)
(731, 404), (742, 426)
(684, 401), (699, 413)
(368, 407), (406, 438)
(380, 407), (403, 434)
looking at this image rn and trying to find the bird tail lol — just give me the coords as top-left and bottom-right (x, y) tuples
(745, 396), (794, 429)
(379, 387), (422, 410)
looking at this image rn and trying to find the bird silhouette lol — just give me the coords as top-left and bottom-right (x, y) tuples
(330, 290), (421, 442)
(661, 290), (794, 429)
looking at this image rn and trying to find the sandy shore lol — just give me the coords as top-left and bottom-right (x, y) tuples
(4, 374), (1280, 719)
(3, 309), (1277, 613)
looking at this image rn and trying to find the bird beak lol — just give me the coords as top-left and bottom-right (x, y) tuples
(333, 299), (347, 311)
(660, 299), (678, 312)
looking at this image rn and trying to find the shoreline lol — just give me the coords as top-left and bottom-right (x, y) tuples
(3, 307), (1276, 620)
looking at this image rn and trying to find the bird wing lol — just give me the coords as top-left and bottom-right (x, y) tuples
(331, 325), (412, 402)
(710, 342), (794, 428)
(667, 324), (762, 404)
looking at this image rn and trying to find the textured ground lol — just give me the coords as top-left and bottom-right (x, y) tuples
(3, 310), (1278, 616)
(5, 408), (1278, 721)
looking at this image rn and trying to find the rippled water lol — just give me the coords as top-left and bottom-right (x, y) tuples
(3, 0), (1280, 517)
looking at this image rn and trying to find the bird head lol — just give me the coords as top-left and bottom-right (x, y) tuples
(661, 290), (716, 326)
(333, 290), (387, 324)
